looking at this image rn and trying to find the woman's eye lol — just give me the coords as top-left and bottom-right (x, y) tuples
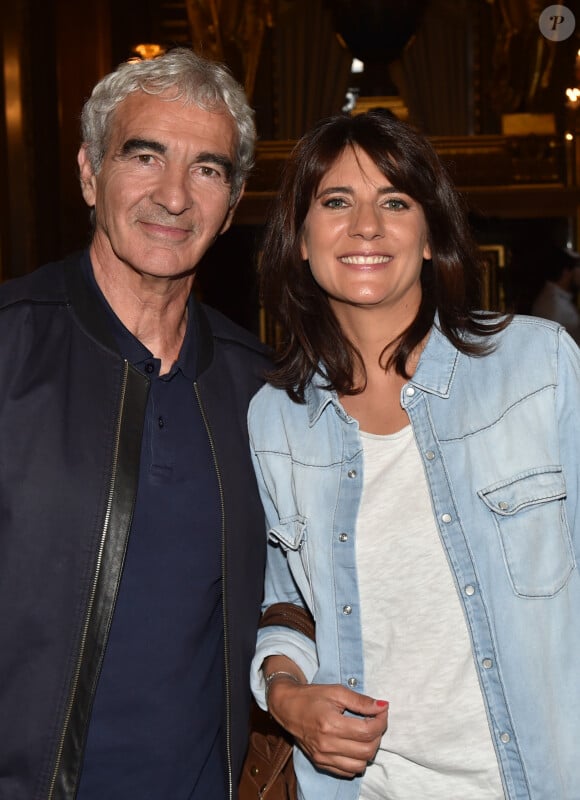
(323, 197), (347, 209)
(385, 198), (409, 210)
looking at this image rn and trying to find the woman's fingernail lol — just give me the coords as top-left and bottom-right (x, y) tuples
(376, 700), (389, 708)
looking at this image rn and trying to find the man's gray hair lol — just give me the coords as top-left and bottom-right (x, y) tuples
(80, 48), (255, 202)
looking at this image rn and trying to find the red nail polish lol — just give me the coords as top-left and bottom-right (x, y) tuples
(376, 700), (389, 708)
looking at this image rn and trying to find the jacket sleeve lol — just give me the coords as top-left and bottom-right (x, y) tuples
(247, 391), (319, 709)
(555, 329), (580, 562)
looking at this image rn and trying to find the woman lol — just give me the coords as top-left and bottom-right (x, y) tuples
(248, 111), (580, 800)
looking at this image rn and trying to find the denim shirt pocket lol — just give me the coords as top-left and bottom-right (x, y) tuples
(268, 517), (314, 609)
(478, 466), (575, 598)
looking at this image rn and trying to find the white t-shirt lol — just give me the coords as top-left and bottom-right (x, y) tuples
(356, 426), (505, 800)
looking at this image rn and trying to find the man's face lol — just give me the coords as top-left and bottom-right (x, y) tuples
(78, 90), (240, 281)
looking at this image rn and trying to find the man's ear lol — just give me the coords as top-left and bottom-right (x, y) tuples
(77, 144), (97, 207)
(218, 184), (245, 236)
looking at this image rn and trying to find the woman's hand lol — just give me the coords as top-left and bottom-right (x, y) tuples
(267, 677), (389, 778)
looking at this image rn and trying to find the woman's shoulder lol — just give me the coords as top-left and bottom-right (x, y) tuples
(454, 312), (566, 351)
(456, 313), (579, 384)
(248, 383), (315, 455)
(249, 382), (306, 422)
(501, 313), (562, 336)
(490, 313), (570, 354)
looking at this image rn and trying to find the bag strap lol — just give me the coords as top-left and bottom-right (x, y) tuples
(257, 734), (294, 799)
(258, 602), (315, 642)
(256, 603), (315, 798)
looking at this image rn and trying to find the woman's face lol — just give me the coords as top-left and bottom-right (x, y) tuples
(300, 145), (431, 325)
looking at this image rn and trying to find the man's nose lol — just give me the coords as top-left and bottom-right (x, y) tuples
(149, 164), (193, 215)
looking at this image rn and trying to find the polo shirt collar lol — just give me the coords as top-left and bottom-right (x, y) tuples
(81, 253), (198, 379)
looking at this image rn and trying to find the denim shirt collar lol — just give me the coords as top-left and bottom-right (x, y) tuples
(304, 319), (459, 427)
(411, 322), (459, 399)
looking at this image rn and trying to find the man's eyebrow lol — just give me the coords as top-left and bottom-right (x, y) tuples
(121, 138), (166, 156)
(119, 141), (233, 181)
(195, 152), (233, 180)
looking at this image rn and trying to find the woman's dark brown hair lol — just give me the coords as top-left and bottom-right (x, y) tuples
(259, 111), (510, 401)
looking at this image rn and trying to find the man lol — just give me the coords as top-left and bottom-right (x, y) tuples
(531, 245), (580, 345)
(0, 49), (270, 800)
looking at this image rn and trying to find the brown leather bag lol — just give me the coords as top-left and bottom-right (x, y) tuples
(239, 603), (315, 800)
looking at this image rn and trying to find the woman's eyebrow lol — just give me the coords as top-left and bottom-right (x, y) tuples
(316, 184), (401, 198)
(316, 185), (353, 198)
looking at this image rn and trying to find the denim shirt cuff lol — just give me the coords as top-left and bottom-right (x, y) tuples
(250, 627), (319, 710)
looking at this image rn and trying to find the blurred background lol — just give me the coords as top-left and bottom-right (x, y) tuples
(2, 0), (580, 333)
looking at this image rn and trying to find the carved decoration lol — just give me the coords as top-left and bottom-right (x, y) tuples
(488, 0), (557, 113)
(185, 0), (274, 100)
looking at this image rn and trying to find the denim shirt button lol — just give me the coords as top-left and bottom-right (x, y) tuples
(465, 584), (475, 596)
(347, 469), (357, 478)
(405, 386), (415, 397)
(425, 450), (436, 460)
(482, 658), (493, 669)
(347, 677), (358, 687)
(343, 605), (352, 615)
(498, 501), (509, 510)
(339, 533), (348, 542)
(441, 513), (452, 523)
(500, 732), (511, 744)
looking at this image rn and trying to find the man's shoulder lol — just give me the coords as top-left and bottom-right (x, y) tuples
(200, 302), (270, 361)
(0, 254), (80, 311)
(531, 281), (556, 310)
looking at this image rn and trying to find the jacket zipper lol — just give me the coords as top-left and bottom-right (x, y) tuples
(47, 361), (129, 800)
(193, 382), (233, 800)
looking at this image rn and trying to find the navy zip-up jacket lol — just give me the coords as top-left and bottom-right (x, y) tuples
(0, 252), (270, 800)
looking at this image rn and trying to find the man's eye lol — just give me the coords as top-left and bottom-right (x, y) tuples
(199, 165), (220, 178)
(135, 154), (156, 164)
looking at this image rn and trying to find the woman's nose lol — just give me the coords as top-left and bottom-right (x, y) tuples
(348, 203), (384, 239)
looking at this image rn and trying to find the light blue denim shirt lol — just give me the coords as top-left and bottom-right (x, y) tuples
(249, 316), (580, 800)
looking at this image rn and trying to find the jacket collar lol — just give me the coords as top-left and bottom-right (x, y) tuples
(410, 322), (459, 399)
(65, 250), (214, 377)
(64, 251), (120, 353)
(304, 319), (459, 427)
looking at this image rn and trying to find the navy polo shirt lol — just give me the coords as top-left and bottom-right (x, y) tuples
(77, 258), (226, 800)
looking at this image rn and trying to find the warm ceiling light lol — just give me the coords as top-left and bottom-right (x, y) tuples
(131, 43), (166, 60)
